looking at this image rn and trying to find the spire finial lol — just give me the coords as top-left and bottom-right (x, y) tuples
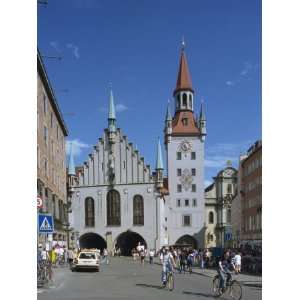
(181, 36), (185, 51)
(156, 137), (164, 170)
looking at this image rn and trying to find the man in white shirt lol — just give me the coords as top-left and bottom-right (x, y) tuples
(160, 247), (176, 287)
(149, 249), (155, 264)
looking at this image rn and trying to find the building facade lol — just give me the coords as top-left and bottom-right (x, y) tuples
(69, 45), (208, 252)
(239, 140), (262, 247)
(37, 49), (69, 246)
(204, 165), (238, 248)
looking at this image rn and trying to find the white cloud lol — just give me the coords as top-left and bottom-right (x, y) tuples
(115, 104), (128, 112)
(65, 139), (90, 157)
(205, 141), (252, 169)
(67, 43), (80, 59)
(226, 80), (235, 86)
(240, 62), (253, 76)
(50, 41), (60, 52)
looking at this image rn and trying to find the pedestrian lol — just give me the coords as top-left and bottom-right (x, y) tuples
(233, 252), (242, 274)
(103, 248), (109, 264)
(68, 248), (74, 268)
(140, 248), (145, 265)
(149, 249), (155, 264)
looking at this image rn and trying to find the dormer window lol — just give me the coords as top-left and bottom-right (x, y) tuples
(182, 118), (188, 126)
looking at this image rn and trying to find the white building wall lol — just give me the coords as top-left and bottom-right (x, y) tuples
(166, 136), (205, 247)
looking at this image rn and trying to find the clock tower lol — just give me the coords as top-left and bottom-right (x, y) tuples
(164, 43), (206, 248)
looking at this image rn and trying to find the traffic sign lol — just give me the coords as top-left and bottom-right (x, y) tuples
(37, 197), (43, 209)
(38, 214), (54, 233)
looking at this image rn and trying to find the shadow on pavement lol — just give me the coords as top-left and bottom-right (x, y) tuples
(182, 291), (215, 298)
(242, 282), (262, 288)
(136, 283), (163, 290)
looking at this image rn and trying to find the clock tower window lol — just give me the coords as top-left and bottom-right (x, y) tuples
(177, 168), (182, 176)
(182, 93), (187, 108)
(177, 184), (182, 193)
(191, 152), (196, 160)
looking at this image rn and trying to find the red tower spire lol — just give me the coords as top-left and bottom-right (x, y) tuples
(173, 50), (194, 96)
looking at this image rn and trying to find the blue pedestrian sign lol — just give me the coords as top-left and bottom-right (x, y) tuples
(38, 214), (54, 233)
(225, 233), (232, 241)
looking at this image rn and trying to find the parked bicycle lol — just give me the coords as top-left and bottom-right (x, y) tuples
(212, 273), (242, 300)
(37, 261), (53, 285)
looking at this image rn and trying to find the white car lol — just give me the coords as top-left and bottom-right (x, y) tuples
(73, 251), (100, 272)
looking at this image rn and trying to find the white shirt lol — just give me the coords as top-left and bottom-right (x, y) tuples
(234, 254), (242, 265)
(41, 250), (47, 260)
(149, 250), (155, 257)
(160, 252), (173, 265)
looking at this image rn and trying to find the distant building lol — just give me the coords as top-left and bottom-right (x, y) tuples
(239, 140), (262, 247)
(37, 49), (68, 246)
(204, 165), (238, 248)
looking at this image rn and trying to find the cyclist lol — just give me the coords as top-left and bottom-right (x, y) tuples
(218, 251), (235, 294)
(160, 247), (176, 287)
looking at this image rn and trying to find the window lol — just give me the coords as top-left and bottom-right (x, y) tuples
(182, 93), (187, 107)
(227, 209), (231, 223)
(176, 152), (182, 160)
(191, 168), (196, 176)
(177, 169), (182, 176)
(50, 112), (53, 128)
(37, 146), (40, 168)
(192, 184), (196, 192)
(192, 198), (197, 207)
(133, 195), (144, 225)
(189, 94), (192, 109)
(44, 159), (48, 176)
(107, 190), (121, 226)
(44, 126), (48, 145)
(227, 184), (232, 194)
(182, 118), (188, 126)
(177, 199), (181, 207)
(177, 95), (180, 109)
(43, 93), (47, 114)
(123, 161), (126, 169)
(85, 197), (95, 227)
(191, 152), (196, 160)
(209, 211), (214, 224)
(183, 215), (191, 226)
(185, 199), (189, 207)
(177, 184), (182, 193)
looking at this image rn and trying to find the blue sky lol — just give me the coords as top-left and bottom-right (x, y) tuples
(38, 0), (261, 186)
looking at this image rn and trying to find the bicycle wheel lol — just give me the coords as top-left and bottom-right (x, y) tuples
(212, 275), (221, 297)
(167, 273), (174, 291)
(229, 280), (242, 300)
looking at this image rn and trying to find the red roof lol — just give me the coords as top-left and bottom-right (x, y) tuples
(174, 51), (193, 95)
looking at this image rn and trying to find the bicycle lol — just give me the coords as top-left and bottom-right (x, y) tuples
(164, 268), (174, 291)
(212, 273), (242, 300)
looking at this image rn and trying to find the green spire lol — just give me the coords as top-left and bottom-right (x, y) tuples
(68, 142), (76, 176)
(156, 138), (164, 170)
(108, 87), (116, 132)
(165, 100), (172, 121)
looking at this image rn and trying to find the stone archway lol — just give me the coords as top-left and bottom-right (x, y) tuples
(115, 231), (147, 256)
(79, 232), (107, 250)
(175, 234), (198, 249)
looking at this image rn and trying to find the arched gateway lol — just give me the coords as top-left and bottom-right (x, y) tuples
(175, 235), (198, 249)
(115, 231), (147, 256)
(79, 232), (107, 250)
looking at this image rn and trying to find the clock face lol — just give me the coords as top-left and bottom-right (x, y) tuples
(179, 140), (192, 153)
(224, 169), (233, 177)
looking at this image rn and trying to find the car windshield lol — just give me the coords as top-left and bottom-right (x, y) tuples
(79, 253), (96, 259)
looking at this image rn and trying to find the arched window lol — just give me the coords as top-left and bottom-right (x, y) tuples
(182, 93), (187, 107)
(107, 190), (121, 226)
(133, 195), (144, 225)
(177, 94), (180, 108)
(85, 197), (95, 227)
(209, 211), (214, 224)
(189, 94), (192, 109)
